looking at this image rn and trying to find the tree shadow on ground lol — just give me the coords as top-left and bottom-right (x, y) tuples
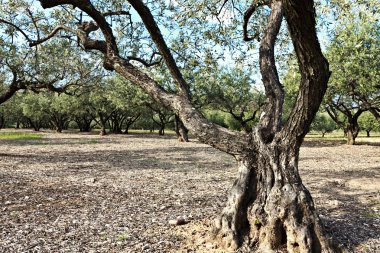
(303, 139), (380, 148)
(319, 189), (379, 252)
(303, 139), (347, 147)
(0, 144), (234, 176)
(356, 141), (380, 147)
(304, 166), (380, 252)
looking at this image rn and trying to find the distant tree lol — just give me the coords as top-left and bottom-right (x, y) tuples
(106, 77), (147, 134)
(68, 92), (96, 132)
(20, 92), (50, 131)
(88, 83), (116, 135)
(358, 111), (379, 137)
(146, 102), (174, 136)
(311, 113), (336, 137)
(197, 67), (264, 133)
(324, 0), (379, 145)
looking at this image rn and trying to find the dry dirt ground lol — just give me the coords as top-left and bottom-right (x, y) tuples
(0, 130), (379, 253)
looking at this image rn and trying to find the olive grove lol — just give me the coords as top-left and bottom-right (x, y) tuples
(0, 0), (342, 251)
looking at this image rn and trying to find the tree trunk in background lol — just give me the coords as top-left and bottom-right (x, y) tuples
(0, 115), (5, 129)
(99, 127), (106, 136)
(175, 115), (189, 142)
(75, 115), (93, 132)
(158, 125), (165, 135)
(366, 130), (370, 137)
(345, 122), (360, 145)
(97, 112), (108, 136)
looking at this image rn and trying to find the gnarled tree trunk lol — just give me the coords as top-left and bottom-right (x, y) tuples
(215, 136), (333, 252)
(213, 0), (335, 251)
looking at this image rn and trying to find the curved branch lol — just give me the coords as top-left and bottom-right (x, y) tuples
(243, 0), (268, 41)
(0, 19), (32, 42)
(0, 85), (21, 105)
(256, 0), (284, 143)
(29, 25), (74, 47)
(280, 0), (331, 146)
(0, 68), (24, 105)
(127, 56), (162, 67)
(39, 0), (119, 55)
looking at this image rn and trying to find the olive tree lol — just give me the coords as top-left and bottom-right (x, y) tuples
(324, 0), (379, 145)
(4, 0), (336, 251)
(311, 113), (336, 137)
(358, 111), (380, 137)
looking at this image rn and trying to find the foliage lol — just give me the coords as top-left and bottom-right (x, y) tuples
(358, 111), (380, 136)
(323, 0), (380, 144)
(311, 113), (336, 137)
(196, 66), (263, 132)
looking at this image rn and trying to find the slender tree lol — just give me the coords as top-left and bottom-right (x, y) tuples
(4, 0), (337, 251)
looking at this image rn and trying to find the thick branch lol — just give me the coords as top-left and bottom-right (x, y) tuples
(281, 0), (330, 146)
(0, 83), (22, 105)
(109, 57), (249, 155)
(127, 0), (191, 97)
(243, 0), (269, 41)
(35, 0), (250, 154)
(38, 0), (118, 55)
(256, 0), (284, 142)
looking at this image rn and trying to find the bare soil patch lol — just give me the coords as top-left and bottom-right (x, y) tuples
(0, 130), (379, 252)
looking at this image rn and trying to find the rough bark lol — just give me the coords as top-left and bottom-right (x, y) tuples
(215, 134), (333, 252)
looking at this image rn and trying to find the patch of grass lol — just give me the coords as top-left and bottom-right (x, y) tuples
(86, 140), (100, 144)
(365, 212), (380, 218)
(0, 132), (43, 140)
(117, 232), (129, 241)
